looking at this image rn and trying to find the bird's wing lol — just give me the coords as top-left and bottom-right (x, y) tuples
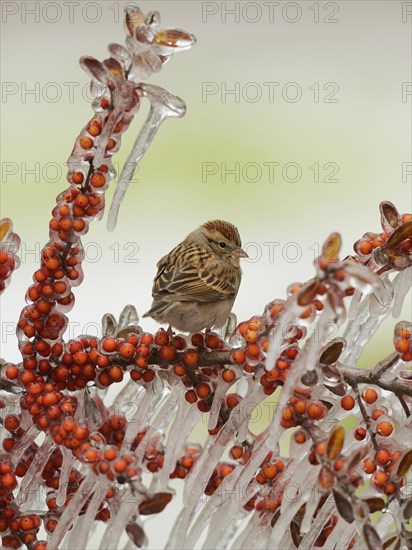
(152, 244), (239, 303)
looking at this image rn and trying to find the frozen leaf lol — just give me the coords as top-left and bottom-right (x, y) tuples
(324, 382), (346, 396)
(301, 370), (318, 386)
(126, 521), (147, 548)
(297, 279), (320, 306)
(318, 465), (334, 490)
(290, 520), (302, 547)
(103, 57), (124, 77)
(321, 364), (343, 385)
(387, 221), (412, 249)
(154, 29), (196, 51)
(332, 489), (354, 523)
(224, 313), (237, 340)
(145, 10), (161, 27)
(362, 497), (386, 513)
(327, 426), (345, 460)
(108, 43), (131, 64)
(363, 523), (383, 550)
(321, 232), (341, 264)
(319, 339), (345, 365)
(124, 6), (145, 37)
(117, 304), (140, 336)
(346, 446), (369, 471)
(382, 536), (399, 550)
(397, 449), (412, 477)
(80, 56), (109, 84)
(102, 313), (117, 336)
(0, 218), (12, 241)
(403, 499), (412, 519)
(380, 201), (399, 230)
(271, 509), (281, 527)
(138, 491), (173, 515)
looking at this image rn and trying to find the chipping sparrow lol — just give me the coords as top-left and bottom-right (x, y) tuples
(144, 220), (248, 333)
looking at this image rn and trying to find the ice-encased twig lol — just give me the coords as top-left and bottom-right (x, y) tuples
(321, 516), (356, 550)
(208, 378), (232, 431)
(229, 513), (259, 550)
(183, 381), (265, 506)
(47, 472), (98, 550)
(110, 378), (146, 416)
(392, 266), (412, 318)
(56, 447), (75, 506)
(157, 395), (201, 489)
(172, 384), (265, 547)
(66, 478), (111, 549)
(10, 423), (40, 467)
(100, 486), (145, 550)
(348, 289), (363, 321)
(341, 277), (393, 367)
(107, 83), (186, 231)
(298, 493), (335, 550)
(16, 436), (55, 506)
(133, 388), (178, 466)
(202, 303), (337, 549)
(121, 384), (170, 452)
(264, 294), (303, 372)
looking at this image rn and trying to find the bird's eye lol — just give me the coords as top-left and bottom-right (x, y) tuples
(219, 242), (227, 248)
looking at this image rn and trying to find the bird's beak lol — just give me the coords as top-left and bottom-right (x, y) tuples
(234, 247), (248, 259)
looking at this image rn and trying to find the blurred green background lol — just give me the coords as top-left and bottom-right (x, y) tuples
(1, 1), (411, 545)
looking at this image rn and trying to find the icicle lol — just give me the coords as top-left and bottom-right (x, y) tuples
(56, 448), (75, 506)
(133, 388), (177, 465)
(10, 424), (40, 467)
(121, 385), (168, 451)
(341, 277), (393, 367)
(298, 493), (335, 550)
(229, 514), (259, 550)
(301, 482), (323, 534)
(322, 517), (356, 550)
(265, 296), (301, 372)
(66, 478), (111, 549)
(185, 497), (221, 549)
(206, 304), (337, 549)
(183, 383), (265, 507)
(348, 289), (363, 320)
(208, 379), (230, 431)
(16, 436), (55, 506)
(107, 84), (186, 231)
(111, 379), (146, 416)
(47, 472), (98, 550)
(392, 266), (412, 318)
(157, 398), (201, 489)
(231, 516), (264, 550)
(100, 487), (145, 550)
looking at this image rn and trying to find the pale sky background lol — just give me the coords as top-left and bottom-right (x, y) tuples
(1, 1), (411, 547)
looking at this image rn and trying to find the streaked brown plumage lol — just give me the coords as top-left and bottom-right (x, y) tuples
(143, 220), (247, 332)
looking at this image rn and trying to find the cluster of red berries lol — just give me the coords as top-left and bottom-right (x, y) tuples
(204, 462), (235, 496)
(1, 511), (45, 550)
(363, 447), (402, 496)
(354, 204), (412, 270)
(229, 314), (304, 395)
(255, 456), (285, 485)
(394, 322), (412, 362)
(170, 446), (201, 479)
(282, 390), (327, 430)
